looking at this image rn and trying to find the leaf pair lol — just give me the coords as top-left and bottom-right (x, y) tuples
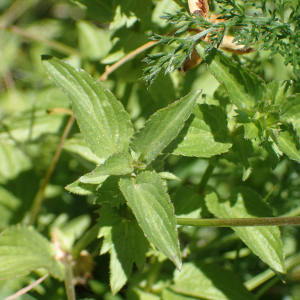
(42, 55), (201, 292)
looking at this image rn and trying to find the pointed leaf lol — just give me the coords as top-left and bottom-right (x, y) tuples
(131, 90), (201, 164)
(277, 130), (300, 163)
(42, 55), (134, 160)
(205, 187), (286, 277)
(80, 153), (133, 185)
(0, 226), (64, 280)
(280, 94), (300, 136)
(119, 171), (182, 269)
(196, 42), (266, 110)
(166, 104), (232, 157)
(171, 262), (255, 300)
(65, 180), (99, 195)
(98, 206), (149, 294)
(267, 80), (291, 110)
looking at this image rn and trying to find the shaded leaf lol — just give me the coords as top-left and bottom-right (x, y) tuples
(267, 80), (291, 110)
(42, 55), (134, 160)
(196, 42), (266, 110)
(280, 94), (300, 136)
(95, 176), (126, 206)
(162, 289), (199, 300)
(172, 186), (204, 218)
(171, 262), (255, 300)
(205, 187), (286, 277)
(0, 137), (32, 182)
(277, 130), (300, 163)
(98, 206), (149, 294)
(232, 135), (253, 180)
(119, 171), (181, 269)
(64, 135), (105, 169)
(166, 104), (232, 157)
(131, 90), (200, 165)
(0, 226), (64, 280)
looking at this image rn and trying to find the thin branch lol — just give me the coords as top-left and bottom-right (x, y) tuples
(98, 41), (157, 81)
(28, 114), (75, 225)
(0, 25), (81, 57)
(176, 216), (300, 227)
(63, 253), (76, 300)
(4, 273), (49, 300)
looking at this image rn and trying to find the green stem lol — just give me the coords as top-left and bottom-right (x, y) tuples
(254, 276), (280, 299)
(72, 223), (100, 258)
(198, 156), (219, 193)
(63, 254), (76, 300)
(28, 115), (75, 225)
(144, 257), (162, 293)
(176, 216), (300, 227)
(245, 253), (300, 291)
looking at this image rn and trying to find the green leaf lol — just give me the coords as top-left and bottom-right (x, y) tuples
(232, 135), (253, 180)
(98, 206), (149, 295)
(72, 0), (115, 23)
(196, 42), (266, 111)
(262, 139), (281, 169)
(119, 171), (182, 269)
(64, 135), (105, 169)
(80, 153), (133, 184)
(158, 172), (181, 181)
(0, 226), (64, 280)
(0, 137), (32, 182)
(172, 186), (204, 218)
(166, 104), (232, 157)
(65, 180), (99, 195)
(280, 94), (300, 136)
(162, 289), (199, 300)
(1, 109), (66, 143)
(277, 130), (300, 163)
(205, 187), (286, 277)
(0, 187), (21, 231)
(131, 90), (201, 165)
(171, 262), (255, 300)
(41, 55), (134, 160)
(127, 288), (161, 300)
(95, 176), (126, 206)
(77, 21), (113, 61)
(266, 80), (291, 110)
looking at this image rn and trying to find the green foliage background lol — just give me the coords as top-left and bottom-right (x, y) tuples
(1, 0), (300, 299)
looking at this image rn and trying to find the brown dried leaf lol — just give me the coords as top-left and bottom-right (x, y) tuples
(188, 0), (210, 20)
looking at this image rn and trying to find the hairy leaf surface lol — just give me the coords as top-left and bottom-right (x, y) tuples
(131, 90), (201, 164)
(42, 56), (134, 160)
(277, 131), (300, 163)
(280, 94), (300, 136)
(98, 206), (149, 295)
(0, 226), (63, 280)
(205, 187), (286, 277)
(196, 42), (266, 110)
(171, 262), (255, 300)
(166, 104), (232, 157)
(119, 171), (181, 269)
